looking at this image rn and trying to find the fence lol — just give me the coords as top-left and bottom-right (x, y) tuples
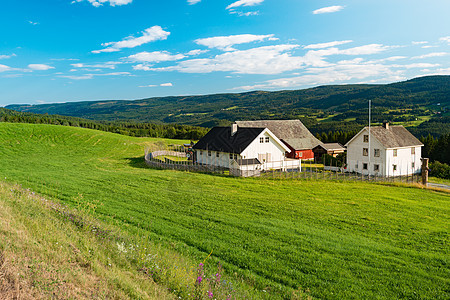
(144, 146), (423, 184)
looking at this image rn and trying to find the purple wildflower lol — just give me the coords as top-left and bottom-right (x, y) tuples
(196, 276), (203, 284)
(208, 290), (213, 299)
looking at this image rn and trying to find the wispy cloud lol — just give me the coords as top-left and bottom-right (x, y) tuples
(313, 6), (344, 15)
(70, 62), (120, 69)
(28, 21), (39, 25)
(28, 64), (54, 71)
(72, 0), (133, 7)
(412, 41), (428, 45)
(195, 34), (277, 51)
(186, 49), (209, 56)
(60, 72), (131, 80)
(304, 40), (353, 49)
(226, 0), (264, 10)
(439, 36), (450, 44)
(0, 54), (16, 60)
(187, 0), (201, 4)
(411, 52), (448, 59)
(139, 82), (173, 87)
(127, 51), (185, 63)
(0, 64), (12, 72)
(92, 26), (170, 53)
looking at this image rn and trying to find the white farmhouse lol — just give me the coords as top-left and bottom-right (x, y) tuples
(193, 124), (300, 171)
(345, 123), (423, 177)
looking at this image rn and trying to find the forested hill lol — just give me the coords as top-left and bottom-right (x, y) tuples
(6, 76), (449, 130)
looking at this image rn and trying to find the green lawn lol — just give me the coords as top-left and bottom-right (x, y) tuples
(0, 123), (448, 299)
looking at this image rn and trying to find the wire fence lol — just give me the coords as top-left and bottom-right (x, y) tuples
(144, 145), (423, 184)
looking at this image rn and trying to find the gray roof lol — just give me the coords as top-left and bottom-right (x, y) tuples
(193, 126), (265, 153)
(235, 120), (322, 150)
(359, 125), (423, 148)
(314, 143), (346, 151)
(233, 158), (262, 166)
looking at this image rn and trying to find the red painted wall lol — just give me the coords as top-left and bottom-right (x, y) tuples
(286, 149), (314, 159)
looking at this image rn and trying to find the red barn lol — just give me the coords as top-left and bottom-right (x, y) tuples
(235, 120), (322, 160)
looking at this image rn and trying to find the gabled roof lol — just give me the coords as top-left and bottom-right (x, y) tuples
(193, 127), (265, 153)
(313, 143), (346, 151)
(235, 120), (322, 150)
(345, 125), (423, 148)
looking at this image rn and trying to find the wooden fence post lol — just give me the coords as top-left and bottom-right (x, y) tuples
(421, 158), (429, 185)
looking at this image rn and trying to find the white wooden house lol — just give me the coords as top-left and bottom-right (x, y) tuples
(345, 123), (423, 177)
(193, 124), (301, 171)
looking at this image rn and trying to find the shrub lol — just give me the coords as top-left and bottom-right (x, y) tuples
(429, 161), (450, 179)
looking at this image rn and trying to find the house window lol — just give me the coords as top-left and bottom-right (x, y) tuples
(374, 149), (380, 157)
(363, 163), (368, 170)
(393, 149), (398, 157)
(260, 137), (264, 143)
(411, 147), (415, 155)
(374, 164), (380, 172)
(355, 164), (358, 169)
(393, 164), (397, 171)
(299, 152), (303, 158)
(265, 137), (269, 143)
(363, 148), (368, 156)
(229, 153), (233, 159)
(208, 151), (211, 156)
(234, 154), (238, 160)
(216, 152), (220, 158)
(363, 135), (369, 142)
(412, 162), (415, 169)
(200, 151), (203, 155)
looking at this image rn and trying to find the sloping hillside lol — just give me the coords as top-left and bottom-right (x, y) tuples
(0, 123), (448, 299)
(7, 76), (449, 128)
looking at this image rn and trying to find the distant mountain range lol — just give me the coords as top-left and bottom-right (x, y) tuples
(6, 76), (450, 135)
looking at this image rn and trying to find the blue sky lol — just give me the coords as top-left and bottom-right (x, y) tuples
(1, 0), (449, 105)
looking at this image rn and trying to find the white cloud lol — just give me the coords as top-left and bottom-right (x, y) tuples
(187, 0), (201, 4)
(439, 36), (450, 44)
(195, 34), (277, 51)
(160, 83), (173, 87)
(304, 40), (352, 49)
(411, 52), (448, 59)
(28, 21), (39, 25)
(313, 6), (344, 14)
(28, 64), (54, 71)
(92, 26), (170, 53)
(421, 67), (450, 76)
(412, 41), (428, 45)
(229, 10), (259, 17)
(72, 0), (133, 7)
(186, 49), (209, 56)
(0, 54), (16, 60)
(226, 0), (264, 10)
(70, 62), (120, 69)
(127, 51), (185, 63)
(139, 83), (173, 87)
(0, 64), (11, 72)
(422, 45), (437, 49)
(60, 72), (130, 80)
(148, 44), (303, 74)
(392, 63), (440, 69)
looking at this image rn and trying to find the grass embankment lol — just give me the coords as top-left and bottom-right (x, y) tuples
(0, 122), (449, 299)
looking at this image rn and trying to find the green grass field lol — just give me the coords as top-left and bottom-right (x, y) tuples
(0, 122), (448, 299)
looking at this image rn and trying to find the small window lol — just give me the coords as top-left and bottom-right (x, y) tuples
(412, 162), (415, 169)
(265, 137), (269, 143)
(260, 137), (264, 143)
(200, 151), (203, 155)
(363, 163), (368, 170)
(229, 153), (233, 159)
(393, 164), (397, 171)
(374, 149), (380, 157)
(216, 152), (220, 157)
(393, 149), (397, 157)
(363, 135), (369, 142)
(411, 147), (415, 155)
(374, 164), (380, 171)
(208, 151), (211, 156)
(234, 154), (238, 160)
(299, 152), (303, 158)
(363, 148), (368, 156)
(355, 164), (358, 169)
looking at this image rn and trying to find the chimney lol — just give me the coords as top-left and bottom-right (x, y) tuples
(231, 123), (238, 136)
(383, 122), (390, 130)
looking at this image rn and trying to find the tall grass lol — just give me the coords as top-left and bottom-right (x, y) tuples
(0, 122), (448, 299)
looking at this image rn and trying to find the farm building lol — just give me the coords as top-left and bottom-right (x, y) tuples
(193, 124), (300, 172)
(235, 120), (322, 160)
(345, 122), (423, 177)
(312, 143), (346, 161)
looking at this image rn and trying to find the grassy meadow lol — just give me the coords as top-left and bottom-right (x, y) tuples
(0, 122), (448, 299)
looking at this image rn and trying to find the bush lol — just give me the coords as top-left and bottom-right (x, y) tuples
(429, 161), (450, 179)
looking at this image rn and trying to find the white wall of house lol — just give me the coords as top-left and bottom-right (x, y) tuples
(195, 149), (240, 168)
(346, 128), (422, 176)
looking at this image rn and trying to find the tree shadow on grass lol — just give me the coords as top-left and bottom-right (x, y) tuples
(126, 156), (149, 169)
